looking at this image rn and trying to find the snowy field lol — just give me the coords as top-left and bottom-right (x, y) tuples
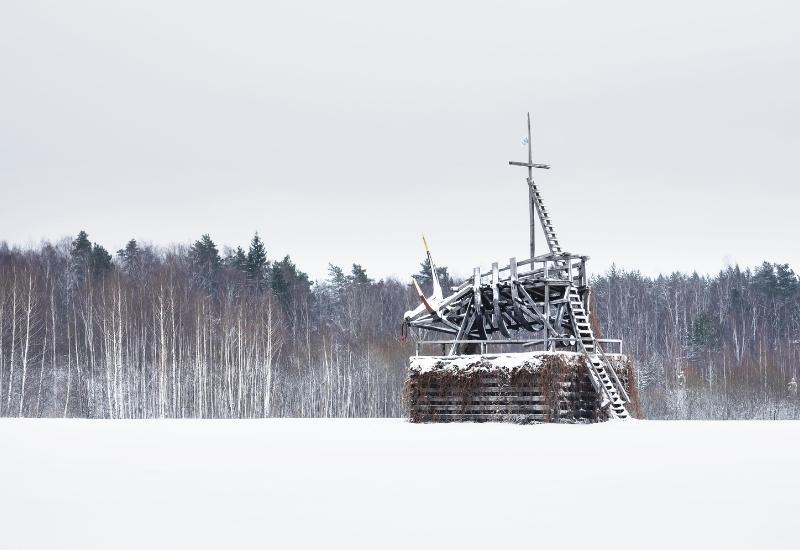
(1, 419), (798, 549)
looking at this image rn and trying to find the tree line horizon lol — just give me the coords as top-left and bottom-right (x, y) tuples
(0, 230), (798, 419)
(4, 229), (795, 287)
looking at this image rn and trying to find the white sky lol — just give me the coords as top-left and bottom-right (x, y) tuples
(1, 1), (799, 281)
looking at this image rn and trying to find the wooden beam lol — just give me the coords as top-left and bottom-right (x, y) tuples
(473, 267), (487, 340)
(508, 161), (550, 169)
(517, 284), (560, 338)
(492, 262), (510, 337)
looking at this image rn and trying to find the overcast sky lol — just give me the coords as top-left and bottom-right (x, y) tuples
(1, 1), (798, 281)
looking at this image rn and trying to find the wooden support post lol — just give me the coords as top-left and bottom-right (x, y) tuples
(579, 257), (587, 287)
(554, 303), (566, 348)
(584, 287), (590, 315)
(473, 267), (487, 340)
(528, 180), (536, 261)
(509, 257), (532, 331)
(527, 114), (535, 261)
(544, 281), (550, 351)
(492, 262), (510, 337)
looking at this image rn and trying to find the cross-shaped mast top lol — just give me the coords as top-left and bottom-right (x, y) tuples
(508, 113), (550, 260)
(509, 113), (551, 175)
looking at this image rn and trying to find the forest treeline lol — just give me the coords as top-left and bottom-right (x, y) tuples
(593, 263), (800, 419)
(0, 232), (798, 419)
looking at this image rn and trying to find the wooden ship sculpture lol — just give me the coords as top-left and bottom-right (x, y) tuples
(403, 114), (632, 422)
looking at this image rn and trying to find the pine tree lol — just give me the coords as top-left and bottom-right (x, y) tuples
(754, 262), (779, 297)
(90, 244), (113, 276)
(271, 255), (310, 305)
(775, 263), (798, 298)
(350, 263), (372, 285)
(246, 233), (268, 289)
(327, 264), (348, 292)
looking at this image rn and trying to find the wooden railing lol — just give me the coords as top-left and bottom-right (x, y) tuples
(449, 253), (590, 292)
(414, 338), (623, 356)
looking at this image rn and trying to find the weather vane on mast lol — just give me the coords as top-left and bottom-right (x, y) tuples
(509, 112), (550, 260)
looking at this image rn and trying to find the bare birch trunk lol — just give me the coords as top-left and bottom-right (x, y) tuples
(17, 274), (33, 417)
(6, 270), (18, 414)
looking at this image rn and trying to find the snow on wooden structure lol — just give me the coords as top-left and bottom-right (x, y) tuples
(403, 114), (633, 422)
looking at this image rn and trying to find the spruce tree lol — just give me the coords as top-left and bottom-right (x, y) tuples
(117, 239), (141, 276)
(226, 246), (248, 273)
(71, 230), (92, 263)
(117, 239), (158, 281)
(190, 234), (221, 290)
(246, 233), (268, 288)
(70, 230), (93, 283)
(190, 234), (221, 267)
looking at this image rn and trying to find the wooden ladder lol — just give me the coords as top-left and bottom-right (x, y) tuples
(530, 179), (562, 255)
(566, 286), (631, 420)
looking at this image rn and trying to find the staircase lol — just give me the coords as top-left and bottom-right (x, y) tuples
(529, 179), (562, 254)
(566, 286), (631, 420)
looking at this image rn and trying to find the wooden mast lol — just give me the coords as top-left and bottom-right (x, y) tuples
(527, 113), (535, 260)
(509, 112), (550, 261)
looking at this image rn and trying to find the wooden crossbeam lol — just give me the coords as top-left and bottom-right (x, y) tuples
(508, 161), (551, 169)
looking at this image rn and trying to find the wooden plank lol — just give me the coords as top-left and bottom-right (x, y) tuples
(412, 396), (599, 405)
(411, 413), (595, 421)
(509, 257), (534, 332)
(414, 388), (597, 395)
(472, 267), (488, 340)
(448, 295), (475, 356)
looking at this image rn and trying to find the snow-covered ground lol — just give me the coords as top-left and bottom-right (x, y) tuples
(1, 419), (797, 549)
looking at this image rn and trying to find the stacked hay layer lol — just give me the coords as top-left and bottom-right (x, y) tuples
(405, 351), (632, 423)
